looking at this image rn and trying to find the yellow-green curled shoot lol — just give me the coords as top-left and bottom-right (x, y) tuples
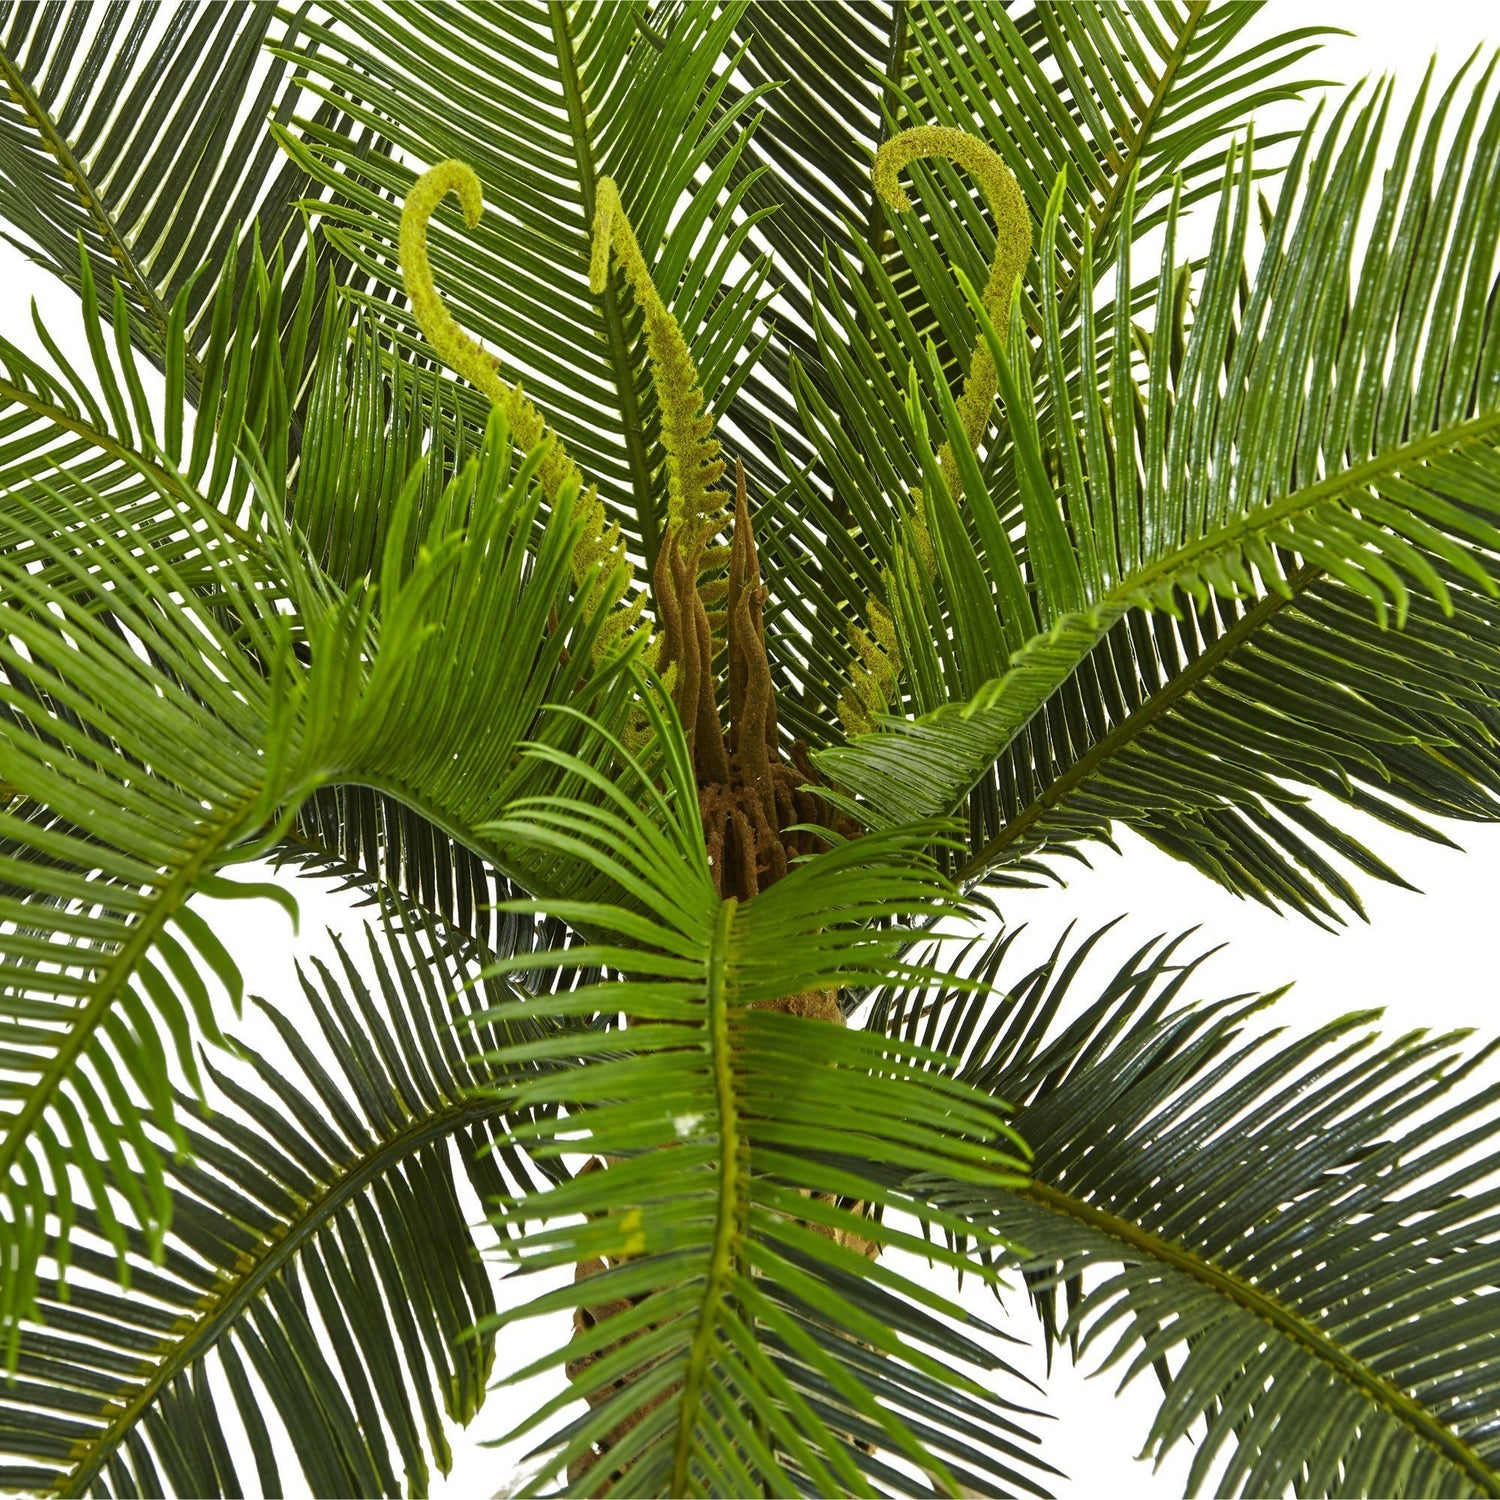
(399, 159), (640, 650)
(874, 126), (1032, 500)
(590, 176), (728, 558)
(837, 128), (1033, 737)
(837, 599), (903, 737)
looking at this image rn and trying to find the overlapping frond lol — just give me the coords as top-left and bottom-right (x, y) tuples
(0, 0), (368, 377)
(727, 1), (1334, 618)
(949, 556), (1500, 922)
(0, 218), (650, 962)
(469, 699), (1049, 1497)
(784, 52), (1500, 918)
(724, 0), (1328, 379)
(0, 225), (314, 568)
(272, 0), (773, 568)
(892, 924), (1500, 1498)
(816, 67), (1500, 907)
(0, 248), (547, 962)
(0, 408), (631, 1335)
(0, 905), (541, 1499)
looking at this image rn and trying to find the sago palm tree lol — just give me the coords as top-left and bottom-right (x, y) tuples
(4, 1), (1500, 1496)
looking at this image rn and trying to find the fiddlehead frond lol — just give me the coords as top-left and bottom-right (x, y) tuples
(400, 161), (568, 492)
(837, 127), (1034, 737)
(874, 126), (1033, 500)
(590, 175), (730, 561)
(836, 599), (903, 737)
(590, 174), (735, 765)
(400, 160), (640, 647)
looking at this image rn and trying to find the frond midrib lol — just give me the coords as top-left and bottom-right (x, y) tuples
(1134, 409), (1500, 596)
(671, 897), (742, 1495)
(0, 378), (257, 553)
(1014, 1177), (1500, 1496)
(858, 0), (914, 282)
(956, 563), (1319, 884)
(60, 1092), (504, 1498)
(0, 47), (189, 377)
(547, 0), (661, 571)
(999, 410), (1500, 724)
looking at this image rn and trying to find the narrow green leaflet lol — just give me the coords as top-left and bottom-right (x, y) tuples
(472, 700), (1047, 1497)
(890, 924), (1500, 1498)
(818, 68), (1500, 849)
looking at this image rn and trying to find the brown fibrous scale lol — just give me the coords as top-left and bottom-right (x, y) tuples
(568, 462), (873, 1489)
(658, 458), (860, 904)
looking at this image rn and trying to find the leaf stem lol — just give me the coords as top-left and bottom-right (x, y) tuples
(1057, 1), (1208, 316)
(671, 898), (742, 1494)
(548, 0), (662, 572)
(1017, 1178), (1500, 1495)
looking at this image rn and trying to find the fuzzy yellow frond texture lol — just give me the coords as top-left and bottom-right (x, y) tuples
(399, 160), (642, 653)
(836, 599), (902, 736)
(837, 127), (1033, 737)
(590, 178), (729, 570)
(873, 126), (1032, 502)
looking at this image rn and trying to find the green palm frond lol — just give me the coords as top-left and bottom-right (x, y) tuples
(723, 0), (1333, 503)
(5, 5), (1500, 1496)
(0, 246), (534, 955)
(0, 904), (540, 1500)
(0, 227), (313, 572)
(792, 48), (1500, 918)
(896, 923), (1500, 1498)
(271, 0), (773, 569)
(286, 300), (463, 588)
(817, 65), (1500, 891)
(905, 2), (1332, 279)
(0, 0), (371, 378)
(0, 223), (623, 973)
(0, 407), (632, 1331)
(951, 555), (1500, 922)
(470, 697), (1047, 1497)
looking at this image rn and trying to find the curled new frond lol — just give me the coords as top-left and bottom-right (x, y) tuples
(591, 176), (729, 557)
(874, 126), (1032, 488)
(838, 600), (903, 736)
(836, 128), (1034, 738)
(400, 160), (638, 649)
(400, 160), (566, 491)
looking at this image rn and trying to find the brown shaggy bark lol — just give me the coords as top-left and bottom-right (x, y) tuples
(565, 463), (873, 1490)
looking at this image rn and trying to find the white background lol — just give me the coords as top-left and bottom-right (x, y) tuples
(3, 2), (1499, 1496)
